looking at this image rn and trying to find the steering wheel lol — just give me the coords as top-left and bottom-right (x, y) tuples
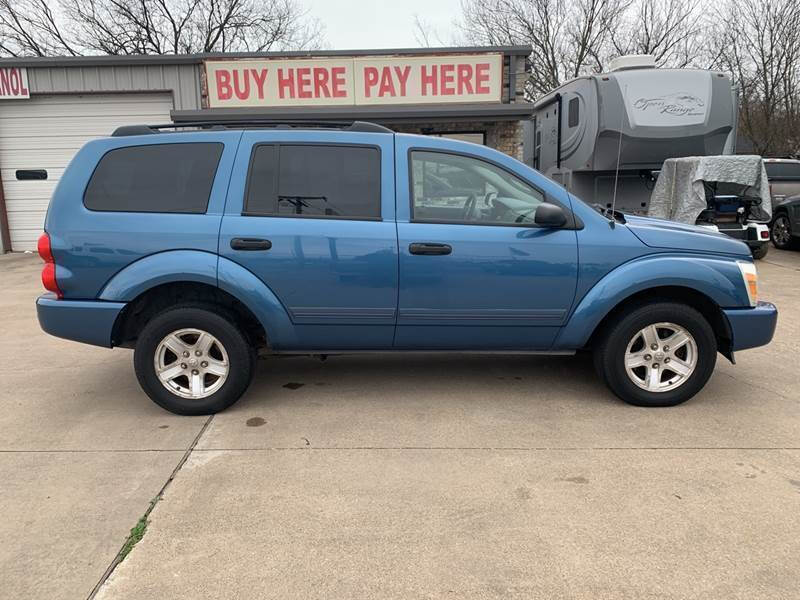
(483, 191), (497, 206)
(462, 194), (478, 221)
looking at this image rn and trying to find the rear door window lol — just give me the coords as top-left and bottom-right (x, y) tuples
(84, 143), (223, 213)
(245, 144), (381, 219)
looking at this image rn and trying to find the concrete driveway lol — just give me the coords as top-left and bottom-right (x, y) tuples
(1, 249), (798, 599)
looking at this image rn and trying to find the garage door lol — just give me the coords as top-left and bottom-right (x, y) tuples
(0, 93), (173, 251)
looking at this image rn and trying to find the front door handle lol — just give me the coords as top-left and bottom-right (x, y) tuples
(409, 242), (452, 255)
(231, 237), (272, 251)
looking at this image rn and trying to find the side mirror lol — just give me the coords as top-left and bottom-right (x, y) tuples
(534, 202), (567, 227)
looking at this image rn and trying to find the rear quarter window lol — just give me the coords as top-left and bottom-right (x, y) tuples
(84, 143), (224, 213)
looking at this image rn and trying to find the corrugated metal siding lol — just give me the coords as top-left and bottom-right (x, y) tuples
(26, 63), (201, 110)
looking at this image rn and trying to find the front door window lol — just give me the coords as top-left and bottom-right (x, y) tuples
(411, 150), (544, 225)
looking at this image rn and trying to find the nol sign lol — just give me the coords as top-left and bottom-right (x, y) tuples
(204, 54), (503, 108)
(0, 67), (30, 100)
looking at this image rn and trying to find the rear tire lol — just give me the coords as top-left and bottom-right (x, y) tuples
(593, 302), (717, 407)
(134, 306), (255, 415)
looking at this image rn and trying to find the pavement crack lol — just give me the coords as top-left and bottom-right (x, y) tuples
(86, 415), (214, 600)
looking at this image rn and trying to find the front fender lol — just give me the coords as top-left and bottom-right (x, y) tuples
(554, 253), (750, 350)
(98, 250), (219, 301)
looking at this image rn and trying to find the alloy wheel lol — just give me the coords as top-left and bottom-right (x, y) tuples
(154, 328), (229, 399)
(624, 322), (698, 392)
(772, 215), (792, 246)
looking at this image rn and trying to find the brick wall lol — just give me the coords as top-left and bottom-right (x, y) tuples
(387, 120), (525, 161)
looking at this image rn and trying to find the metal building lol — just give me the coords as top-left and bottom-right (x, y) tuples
(0, 46), (531, 252)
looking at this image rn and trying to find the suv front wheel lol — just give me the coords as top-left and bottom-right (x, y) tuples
(133, 306), (255, 415)
(594, 302), (717, 407)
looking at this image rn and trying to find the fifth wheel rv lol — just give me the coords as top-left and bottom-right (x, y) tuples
(524, 55), (772, 257)
(524, 55), (738, 214)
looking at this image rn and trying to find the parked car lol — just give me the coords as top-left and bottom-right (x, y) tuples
(770, 195), (800, 250)
(36, 121), (777, 415)
(764, 158), (800, 209)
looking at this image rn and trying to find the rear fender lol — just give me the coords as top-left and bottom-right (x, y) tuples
(99, 250), (296, 349)
(553, 254), (749, 350)
(98, 250), (218, 301)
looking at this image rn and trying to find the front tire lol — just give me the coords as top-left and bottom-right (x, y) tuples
(594, 302), (717, 407)
(134, 306), (255, 415)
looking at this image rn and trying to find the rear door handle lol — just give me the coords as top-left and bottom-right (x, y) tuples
(409, 242), (452, 255)
(230, 237), (272, 251)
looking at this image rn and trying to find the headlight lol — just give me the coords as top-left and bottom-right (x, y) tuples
(737, 261), (758, 307)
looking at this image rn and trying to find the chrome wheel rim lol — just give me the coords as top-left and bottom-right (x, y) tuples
(624, 322), (698, 393)
(773, 216), (791, 245)
(154, 328), (229, 399)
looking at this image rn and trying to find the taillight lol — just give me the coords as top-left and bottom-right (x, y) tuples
(37, 232), (62, 298)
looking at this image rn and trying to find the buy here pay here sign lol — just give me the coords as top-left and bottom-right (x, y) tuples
(205, 54), (504, 108)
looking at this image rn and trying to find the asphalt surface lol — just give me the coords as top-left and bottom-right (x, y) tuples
(1, 249), (798, 599)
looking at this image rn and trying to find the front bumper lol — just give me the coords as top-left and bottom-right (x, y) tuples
(723, 301), (778, 351)
(36, 294), (126, 348)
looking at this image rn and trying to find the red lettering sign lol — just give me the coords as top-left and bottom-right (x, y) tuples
(331, 67), (346, 98)
(363, 66), (379, 98)
(296, 67), (312, 99)
(421, 65), (437, 96)
(251, 68), (268, 100)
(476, 63), (490, 94)
(457, 64), (474, 94)
(215, 70), (232, 101)
(394, 66), (411, 96)
(0, 67), (30, 99)
(205, 55), (501, 107)
(278, 68), (295, 99)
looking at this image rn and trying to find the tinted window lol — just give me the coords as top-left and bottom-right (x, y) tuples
(568, 97), (579, 128)
(764, 162), (800, 179)
(245, 144), (381, 219)
(84, 143), (223, 213)
(411, 151), (544, 225)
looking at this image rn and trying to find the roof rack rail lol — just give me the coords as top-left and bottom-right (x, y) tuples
(111, 120), (393, 137)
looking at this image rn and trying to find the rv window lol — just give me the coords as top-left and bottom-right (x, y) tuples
(568, 97), (579, 128)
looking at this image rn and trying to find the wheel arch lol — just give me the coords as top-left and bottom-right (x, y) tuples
(582, 285), (733, 362)
(101, 251), (297, 351)
(111, 281), (267, 350)
(554, 254), (744, 362)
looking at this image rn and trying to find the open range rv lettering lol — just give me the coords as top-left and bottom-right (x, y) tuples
(633, 93), (705, 117)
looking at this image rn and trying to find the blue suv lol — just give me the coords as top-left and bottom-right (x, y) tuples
(36, 121), (777, 415)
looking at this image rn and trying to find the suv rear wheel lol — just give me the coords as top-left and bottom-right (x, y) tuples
(134, 306), (255, 415)
(594, 302), (717, 407)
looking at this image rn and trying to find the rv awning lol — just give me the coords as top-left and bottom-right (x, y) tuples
(171, 103), (534, 124)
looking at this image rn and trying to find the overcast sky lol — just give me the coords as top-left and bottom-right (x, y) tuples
(303, 0), (464, 50)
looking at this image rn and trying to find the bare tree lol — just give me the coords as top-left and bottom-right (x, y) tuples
(709, 0), (800, 155)
(611, 0), (702, 68)
(412, 14), (452, 48)
(458, 0), (630, 98)
(0, 0), (79, 56)
(0, 0), (326, 56)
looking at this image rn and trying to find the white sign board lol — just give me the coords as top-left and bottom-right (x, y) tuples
(0, 67), (30, 100)
(205, 54), (504, 108)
